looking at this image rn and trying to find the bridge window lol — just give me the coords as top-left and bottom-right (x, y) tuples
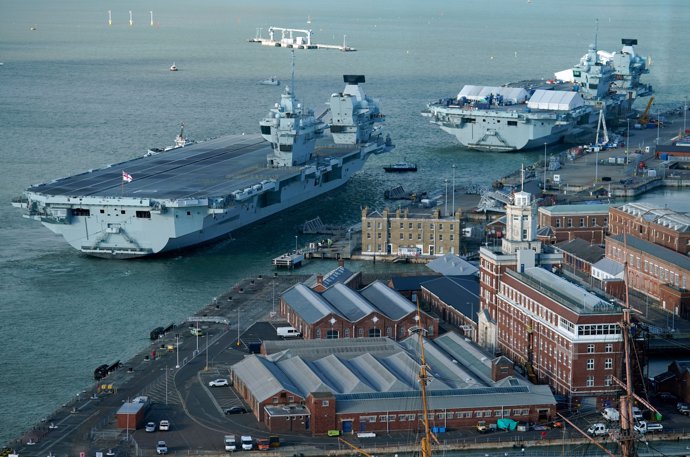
(136, 211), (151, 219)
(72, 208), (90, 216)
(508, 121), (518, 126)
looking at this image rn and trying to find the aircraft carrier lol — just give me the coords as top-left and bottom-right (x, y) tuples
(424, 38), (653, 152)
(13, 75), (393, 259)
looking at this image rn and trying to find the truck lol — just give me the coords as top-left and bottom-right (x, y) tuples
(634, 421), (663, 434)
(224, 435), (236, 452)
(587, 423), (610, 437)
(276, 326), (301, 338)
(257, 438), (270, 451)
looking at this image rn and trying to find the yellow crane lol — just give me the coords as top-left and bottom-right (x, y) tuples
(638, 96), (655, 126)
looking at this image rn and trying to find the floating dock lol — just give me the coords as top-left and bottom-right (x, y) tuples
(272, 252), (305, 268)
(248, 26), (356, 52)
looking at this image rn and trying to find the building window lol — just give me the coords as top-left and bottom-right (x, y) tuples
(450, 224), (454, 231)
(591, 217), (597, 226)
(409, 233), (413, 240)
(326, 329), (339, 339)
(316, 329), (321, 339)
(605, 376), (613, 387)
(587, 344), (595, 353)
(586, 376), (595, 387)
(439, 234), (443, 241)
(322, 400), (329, 407)
(408, 222), (413, 229)
(605, 358), (613, 369)
(399, 222), (403, 229)
(400, 233), (404, 240)
(357, 328), (363, 337)
(344, 328), (350, 338)
(580, 218), (585, 227)
(555, 219), (561, 228)
(567, 218), (573, 228)
(587, 359), (594, 370)
(605, 344), (613, 353)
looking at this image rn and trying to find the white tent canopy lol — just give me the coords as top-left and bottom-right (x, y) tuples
(457, 85), (529, 104)
(527, 90), (584, 111)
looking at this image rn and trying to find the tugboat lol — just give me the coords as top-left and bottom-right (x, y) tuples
(383, 161), (417, 173)
(258, 76), (280, 86)
(169, 62), (178, 72)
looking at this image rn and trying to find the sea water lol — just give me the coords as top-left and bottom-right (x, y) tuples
(1, 0), (689, 442)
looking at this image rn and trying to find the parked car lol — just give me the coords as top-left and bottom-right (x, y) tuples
(159, 420), (170, 431)
(209, 378), (229, 387)
(677, 402), (690, 415)
(145, 421), (157, 432)
(632, 407), (643, 421)
(156, 441), (168, 455)
(224, 406), (248, 415)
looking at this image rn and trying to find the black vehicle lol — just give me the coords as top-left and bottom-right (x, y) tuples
(225, 406), (248, 415)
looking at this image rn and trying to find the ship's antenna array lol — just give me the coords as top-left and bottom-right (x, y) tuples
(290, 48), (296, 95)
(594, 18), (599, 51)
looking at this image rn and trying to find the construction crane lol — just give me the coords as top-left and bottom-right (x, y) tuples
(337, 437), (373, 457)
(638, 96), (655, 126)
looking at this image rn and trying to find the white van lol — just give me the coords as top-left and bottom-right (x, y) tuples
(276, 326), (301, 338)
(224, 435), (236, 452)
(241, 435), (253, 451)
(587, 423), (609, 437)
(602, 407), (620, 421)
(190, 327), (203, 336)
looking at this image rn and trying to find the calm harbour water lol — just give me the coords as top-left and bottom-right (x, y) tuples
(1, 0), (689, 443)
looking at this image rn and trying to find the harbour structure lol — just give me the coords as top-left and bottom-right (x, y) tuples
(248, 26), (356, 52)
(13, 75), (393, 258)
(229, 334), (556, 435)
(361, 207), (462, 257)
(425, 38), (652, 152)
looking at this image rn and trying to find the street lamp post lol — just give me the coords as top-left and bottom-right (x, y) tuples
(205, 333), (209, 371)
(451, 164), (456, 216)
(195, 321), (199, 352)
(294, 235), (298, 252)
(175, 334), (180, 369)
(656, 108), (660, 145)
(444, 179), (448, 217)
(626, 119), (630, 163)
(543, 143), (547, 191)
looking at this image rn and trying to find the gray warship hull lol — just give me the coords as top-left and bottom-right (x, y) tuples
(16, 134), (388, 259)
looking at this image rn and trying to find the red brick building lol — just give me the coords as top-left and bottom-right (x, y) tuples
(606, 234), (690, 318)
(280, 281), (439, 340)
(537, 204), (610, 245)
(496, 267), (624, 409)
(230, 336), (557, 436)
(608, 202), (690, 255)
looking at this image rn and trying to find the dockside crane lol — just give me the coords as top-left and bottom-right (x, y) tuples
(638, 96), (655, 126)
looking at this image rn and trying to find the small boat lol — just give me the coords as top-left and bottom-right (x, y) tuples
(169, 62), (178, 71)
(383, 161), (417, 172)
(258, 76), (280, 86)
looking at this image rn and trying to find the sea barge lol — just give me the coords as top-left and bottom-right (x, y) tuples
(13, 75), (392, 258)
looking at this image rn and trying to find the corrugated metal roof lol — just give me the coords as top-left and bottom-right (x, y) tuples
(420, 276), (480, 323)
(335, 384), (555, 414)
(232, 356), (302, 400)
(282, 283), (337, 324)
(322, 283), (376, 322)
(276, 357), (332, 395)
(359, 280), (416, 321)
(348, 352), (415, 392)
(433, 332), (494, 385)
(313, 354), (375, 394)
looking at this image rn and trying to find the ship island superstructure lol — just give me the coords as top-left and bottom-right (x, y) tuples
(14, 75), (392, 259)
(425, 38), (652, 152)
